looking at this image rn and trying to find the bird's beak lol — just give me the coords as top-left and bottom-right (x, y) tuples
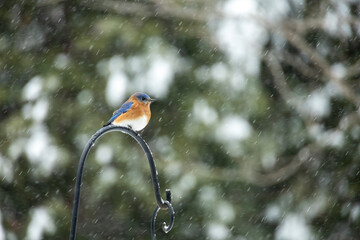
(149, 98), (156, 103)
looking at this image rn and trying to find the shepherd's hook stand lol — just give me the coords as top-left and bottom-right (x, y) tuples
(69, 125), (175, 240)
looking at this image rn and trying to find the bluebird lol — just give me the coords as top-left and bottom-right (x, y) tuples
(104, 92), (155, 132)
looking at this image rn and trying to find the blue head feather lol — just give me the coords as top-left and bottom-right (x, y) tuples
(134, 92), (151, 102)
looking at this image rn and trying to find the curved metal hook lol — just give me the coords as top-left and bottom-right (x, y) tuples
(151, 189), (175, 239)
(69, 125), (175, 240)
(151, 200), (175, 239)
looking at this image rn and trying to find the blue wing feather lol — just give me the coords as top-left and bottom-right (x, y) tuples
(107, 101), (133, 124)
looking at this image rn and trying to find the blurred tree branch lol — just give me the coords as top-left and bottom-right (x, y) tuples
(273, 50), (319, 79)
(284, 16), (360, 33)
(255, 15), (360, 108)
(346, 58), (360, 78)
(183, 149), (306, 187)
(77, 0), (211, 22)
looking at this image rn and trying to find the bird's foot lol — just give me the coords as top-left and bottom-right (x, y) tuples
(136, 130), (144, 136)
(126, 125), (138, 134)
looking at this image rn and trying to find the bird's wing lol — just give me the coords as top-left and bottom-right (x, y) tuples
(107, 101), (133, 123)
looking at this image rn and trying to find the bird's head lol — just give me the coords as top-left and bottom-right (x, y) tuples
(132, 92), (155, 105)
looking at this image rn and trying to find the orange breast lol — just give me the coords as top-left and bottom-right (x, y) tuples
(113, 102), (151, 125)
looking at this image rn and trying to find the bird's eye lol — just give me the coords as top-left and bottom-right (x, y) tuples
(141, 97), (146, 101)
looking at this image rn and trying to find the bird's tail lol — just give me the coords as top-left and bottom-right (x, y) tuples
(102, 122), (111, 127)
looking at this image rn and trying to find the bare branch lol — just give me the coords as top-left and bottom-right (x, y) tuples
(279, 51), (320, 79)
(254, 15), (360, 107)
(346, 58), (360, 78)
(282, 29), (360, 107)
(78, 0), (211, 22)
(284, 15), (360, 33)
(184, 153), (304, 187)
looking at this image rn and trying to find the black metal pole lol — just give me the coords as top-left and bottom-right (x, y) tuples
(69, 125), (174, 240)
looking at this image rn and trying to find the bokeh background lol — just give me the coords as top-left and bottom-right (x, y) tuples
(1, 0), (360, 239)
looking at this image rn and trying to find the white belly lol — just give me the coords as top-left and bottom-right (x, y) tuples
(114, 115), (149, 131)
